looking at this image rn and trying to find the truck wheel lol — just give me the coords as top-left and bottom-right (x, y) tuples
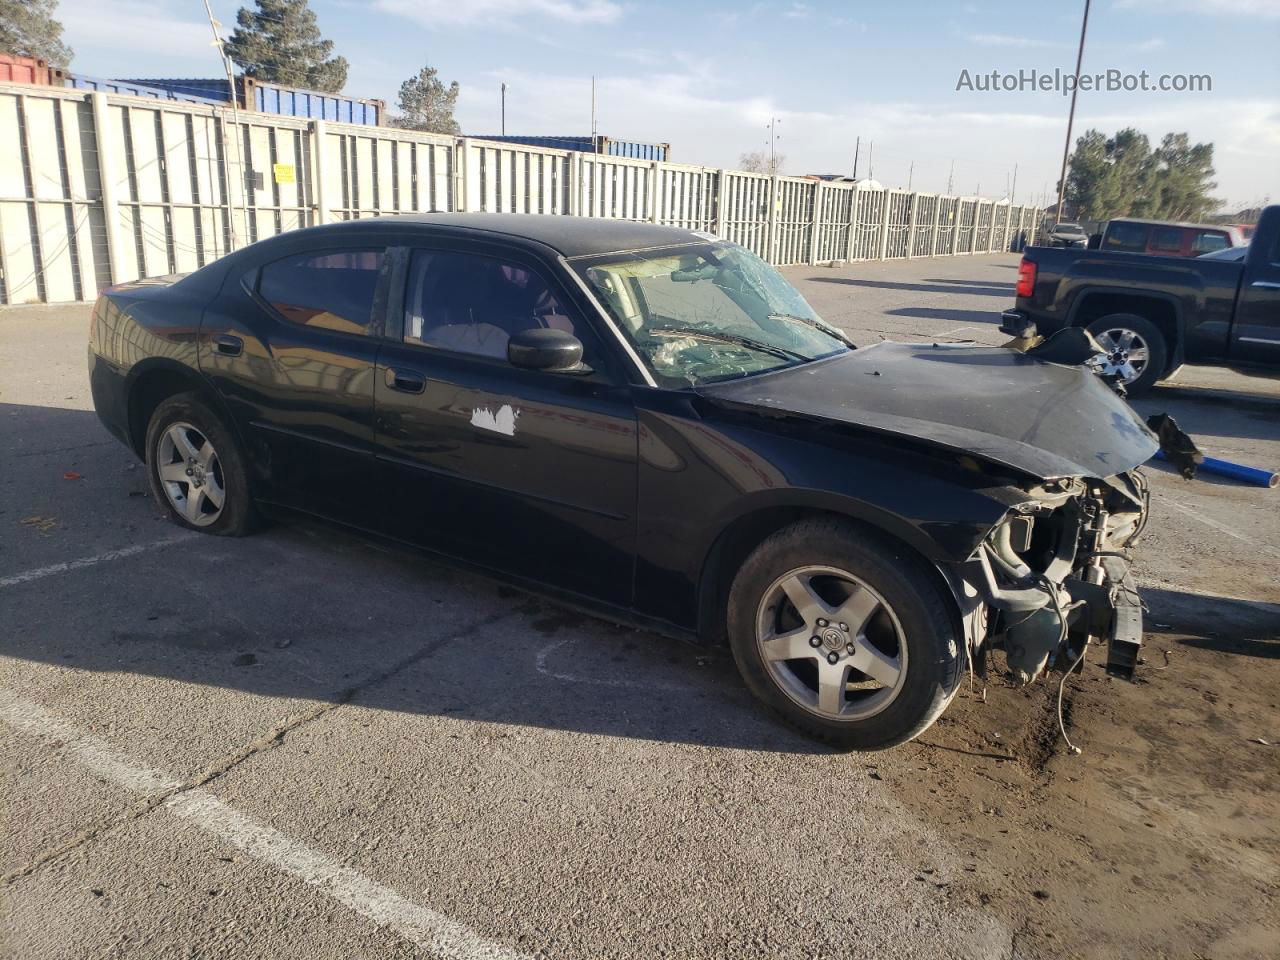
(145, 392), (257, 536)
(1085, 314), (1167, 397)
(726, 518), (962, 751)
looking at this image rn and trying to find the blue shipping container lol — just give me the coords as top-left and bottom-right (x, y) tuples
(118, 77), (384, 126)
(472, 134), (669, 162)
(63, 73), (225, 106)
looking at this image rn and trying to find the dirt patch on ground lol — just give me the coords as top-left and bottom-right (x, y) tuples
(878, 595), (1280, 959)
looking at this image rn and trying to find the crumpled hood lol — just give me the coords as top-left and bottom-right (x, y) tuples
(699, 341), (1159, 479)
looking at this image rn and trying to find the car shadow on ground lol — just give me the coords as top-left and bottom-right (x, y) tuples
(922, 278), (1015, 289)
(0, 402), (822, 755)
(885, 307), (1003, 326)
(1131, 395), (1280, 446)
(804, 277), (1014, 297)
(1141, 587), (1279, 658)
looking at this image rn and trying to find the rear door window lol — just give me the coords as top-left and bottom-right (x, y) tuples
(258, 249), (386, 334)
(1103, 222), (1148, 252)
(1150, 227), (1183, 254)
(1191, 231), (1229, 254)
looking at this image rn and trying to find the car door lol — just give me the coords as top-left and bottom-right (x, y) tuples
(199, 241), (392, 528)
(1232, 230), (1280, 366)
(372, 241), (639, 606)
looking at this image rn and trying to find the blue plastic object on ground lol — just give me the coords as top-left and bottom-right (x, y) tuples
(1153, 450), (1278, 488)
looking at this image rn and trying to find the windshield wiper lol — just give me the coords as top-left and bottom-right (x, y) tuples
(768, 313), (855, 348)
(649, 326), (809, 363)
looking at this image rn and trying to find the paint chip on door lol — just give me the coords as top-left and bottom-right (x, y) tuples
(471, 405), (519, 436)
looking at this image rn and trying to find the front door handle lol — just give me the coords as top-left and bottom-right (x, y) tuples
(214, 334), (243, 356)
(385, 367), (426, 394)
(1251, 280), (1280, 290)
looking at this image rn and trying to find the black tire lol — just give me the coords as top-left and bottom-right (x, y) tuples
(145, 392), (257, 536)
(1085, 313), (1168, 398)
(727, 518), (962, 751)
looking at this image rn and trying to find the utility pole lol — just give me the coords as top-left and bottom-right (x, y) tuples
(868, 141), (874, 181)
(1055, 0), (1092, 225)
(908, 161), (914, 191)
(765, 117), (782, 172)
(852, 136), (860, 180)
(590, 76), (597, 143)
(946, 159), (955, 195)
(1010, 163), (1018, 204)
(500, 82), (506, 135)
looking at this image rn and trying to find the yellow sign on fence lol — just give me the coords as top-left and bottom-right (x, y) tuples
(273, 164), (296, 184)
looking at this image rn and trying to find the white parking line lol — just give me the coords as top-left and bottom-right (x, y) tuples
(1155, 493), (1280, 561)
(0, 537), (194, 589)
(534, 636), (691, 693)
(0, 690), (530, 960)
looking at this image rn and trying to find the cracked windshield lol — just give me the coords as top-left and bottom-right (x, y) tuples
(578, 242), (852, 386)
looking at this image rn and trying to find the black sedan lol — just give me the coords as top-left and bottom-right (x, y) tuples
(89, 214), (1157, 750)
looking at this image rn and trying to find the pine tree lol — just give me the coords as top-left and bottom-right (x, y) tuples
(393, 65), (461, 135)
(223, 0), (347, 93)
(1064, 128), (1217, 222)
(0, 0), (73, 67)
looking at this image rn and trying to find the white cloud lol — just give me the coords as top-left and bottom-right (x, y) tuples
(375, 0), (622, 27)
(1135, 37), (1165, 51)
(59, 0), (215, 61)
(456, 59), (1277, 205)
(1117, 0), (1280, 15)
(966, 32), (1062, 48)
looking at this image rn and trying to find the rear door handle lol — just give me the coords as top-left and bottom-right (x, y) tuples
(1251, 280), (1280, 290)
(214, 334), (243, 356)
(385, 367), (426, 394)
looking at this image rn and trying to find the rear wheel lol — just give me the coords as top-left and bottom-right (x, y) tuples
(1085, 313), (1167, 397)
(145, 393), (256, 536)
(727, 519), (962, 750)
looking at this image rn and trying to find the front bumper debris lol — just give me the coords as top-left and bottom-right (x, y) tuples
(1103, 563), (1143, 678)
(956, 471), (1149, 686)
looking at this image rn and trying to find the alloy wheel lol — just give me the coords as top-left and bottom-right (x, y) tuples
(1091, 328), (1149, 385)
(754, 565), (908, 721)
(156, 421), (225, 527)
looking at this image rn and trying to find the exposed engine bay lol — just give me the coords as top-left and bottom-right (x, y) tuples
(953, 469), (1150, 686)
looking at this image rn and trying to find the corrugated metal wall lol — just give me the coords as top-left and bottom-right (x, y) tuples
(0, 83), (1042, 305)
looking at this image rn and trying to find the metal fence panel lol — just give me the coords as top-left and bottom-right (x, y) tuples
(0, 83), (1040, 304)
(719, 171), (771, 258)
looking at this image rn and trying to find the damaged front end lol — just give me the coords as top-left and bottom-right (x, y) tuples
(951, 470), (1150, 685)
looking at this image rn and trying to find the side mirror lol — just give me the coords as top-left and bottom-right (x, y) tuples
(508, 328), (590, 373)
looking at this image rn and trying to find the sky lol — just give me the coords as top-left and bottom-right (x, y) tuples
(55, 0), (1279, 210)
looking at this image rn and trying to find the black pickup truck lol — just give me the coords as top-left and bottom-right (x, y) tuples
(1000, 205), (1280, 395)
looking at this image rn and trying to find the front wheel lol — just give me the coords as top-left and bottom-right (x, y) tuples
(145, 392), (257, 536)
(1085, 314), (1168, 397)
(727, 519), (962, 751)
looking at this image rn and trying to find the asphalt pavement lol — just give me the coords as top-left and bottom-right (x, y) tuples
(2, 251), (1277, 959)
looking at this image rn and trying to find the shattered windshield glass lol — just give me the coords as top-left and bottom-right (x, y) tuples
(574, 241), (853, 387)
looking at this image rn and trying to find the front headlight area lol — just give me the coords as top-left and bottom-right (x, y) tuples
(962, 475), (1147, 685)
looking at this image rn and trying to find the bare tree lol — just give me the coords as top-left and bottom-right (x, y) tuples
(739, 151), (785, 176)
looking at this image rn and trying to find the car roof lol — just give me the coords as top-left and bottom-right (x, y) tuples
(277, 213), (710, 258)
(1106, 217), (1233, 231)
